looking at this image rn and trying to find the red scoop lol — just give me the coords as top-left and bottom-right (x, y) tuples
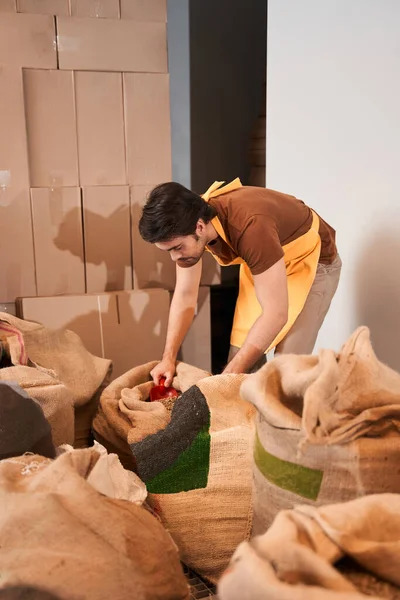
(149, 377), (179, 402)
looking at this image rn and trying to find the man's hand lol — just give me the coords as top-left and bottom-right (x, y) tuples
(223, 258), (288, 374)
(151, 357), (176, 387)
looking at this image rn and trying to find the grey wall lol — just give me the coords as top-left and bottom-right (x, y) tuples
(189, 0), (267, 193)
(167, 0), (191, 188)
(167, 0), (267, 192)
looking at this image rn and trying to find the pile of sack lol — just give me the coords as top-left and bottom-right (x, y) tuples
(0, 314), (190, 598)
(0, 312), (111, 448)
(0, 312), (257, 590)
(3, 309), (400, 598)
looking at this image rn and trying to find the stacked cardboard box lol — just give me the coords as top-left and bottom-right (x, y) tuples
(1, 1), (213, 375)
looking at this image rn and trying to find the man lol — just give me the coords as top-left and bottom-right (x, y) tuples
(139, 179), (341, 385)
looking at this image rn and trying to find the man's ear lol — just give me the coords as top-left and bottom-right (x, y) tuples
(196, 219), (206, 236)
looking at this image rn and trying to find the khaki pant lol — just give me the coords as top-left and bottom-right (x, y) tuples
(228, 255), (342, 372)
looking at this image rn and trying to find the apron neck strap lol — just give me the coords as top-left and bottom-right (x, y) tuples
(202, 177), (243, 251)
(202, 178), (243, 202)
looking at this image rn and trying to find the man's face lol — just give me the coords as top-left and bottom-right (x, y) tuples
(156, 234), (207, 268)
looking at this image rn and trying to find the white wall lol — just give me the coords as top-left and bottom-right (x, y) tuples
(266, 0), (400, 369)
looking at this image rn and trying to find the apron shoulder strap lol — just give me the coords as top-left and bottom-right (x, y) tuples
(202, 178), (243, 202)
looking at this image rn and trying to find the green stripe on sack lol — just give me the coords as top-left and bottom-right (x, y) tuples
(254, 431), (323, 500)
(146, 425), (211, 494)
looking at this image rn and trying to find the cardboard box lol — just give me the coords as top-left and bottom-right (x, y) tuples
(18, 289), (170, 378)
(0, 67), (36, 301)
(99, 290), (169, 378)
(0, 0), (16, 11)
(30, 188), (85, 296)
(120, 0), (166, 22)
(23, 69), (79, 187)
(17, 0), (69, 15)
(17, 294), (104, 356)
(0, 13), (56, 68)
(179, 286), (211, 372)
(0, 189), (36, 301)
(75, 71), (126, 186)
(70, 0), (119, 18)
(57, 16), (167, 73)
(130, 185), (176, 290)
(82, 186), (132, 293)
(0, 67), (29, 190)
(124, 73), (172, 185)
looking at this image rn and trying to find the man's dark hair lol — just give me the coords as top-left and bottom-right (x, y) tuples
(139, 182), (217, 243)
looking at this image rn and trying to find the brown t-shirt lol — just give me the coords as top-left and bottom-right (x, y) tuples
(207, 186), (337, 275)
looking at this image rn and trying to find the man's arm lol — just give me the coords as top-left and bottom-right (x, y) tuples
(223, 258), (288, 374)
(151, 259), (202, 385)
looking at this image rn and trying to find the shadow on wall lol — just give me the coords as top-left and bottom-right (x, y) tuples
(355, 227), (400, 372)
(131, 203), (176, 290)
(54, 206), (132, 292)
(60, 291), (169, 379)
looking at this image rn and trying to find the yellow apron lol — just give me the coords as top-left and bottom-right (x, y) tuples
(202, 179), (321, 353)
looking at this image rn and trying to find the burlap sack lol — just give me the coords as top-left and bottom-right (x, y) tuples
(0, 448), (189, 600)
(241, 327), (400, 535)
(0, 585), (63, 599)
(93, 361), (210, 470)
(0, 366), (74, 447)
(95, 363), (256, 583)
(74, 373), (111, 448)
(218, 493), (400, 600)
(142, 374), (256, 583)
(0, 313), (111, 447)
(60, 442), (147, 505)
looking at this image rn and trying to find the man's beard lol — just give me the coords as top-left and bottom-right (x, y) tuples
(176, 235), (206, 268)
(177, 254), (202, 268)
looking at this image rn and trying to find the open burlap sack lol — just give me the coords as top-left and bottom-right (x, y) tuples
(93, 360), (210, 470)
(219, 493), (400, 600)
(60, 442), (147, 505)
(73, 373), (111, 449)
(241, 327), (400, 535)
(141, 374), (256, 583)
(0, 448), (188, 600)
(0, 313), (111, 447)
(96, 363), (256, 583)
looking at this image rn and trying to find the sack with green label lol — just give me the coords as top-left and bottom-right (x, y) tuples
(240, 327), (400, 535)
(95, 362), (256, 583)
